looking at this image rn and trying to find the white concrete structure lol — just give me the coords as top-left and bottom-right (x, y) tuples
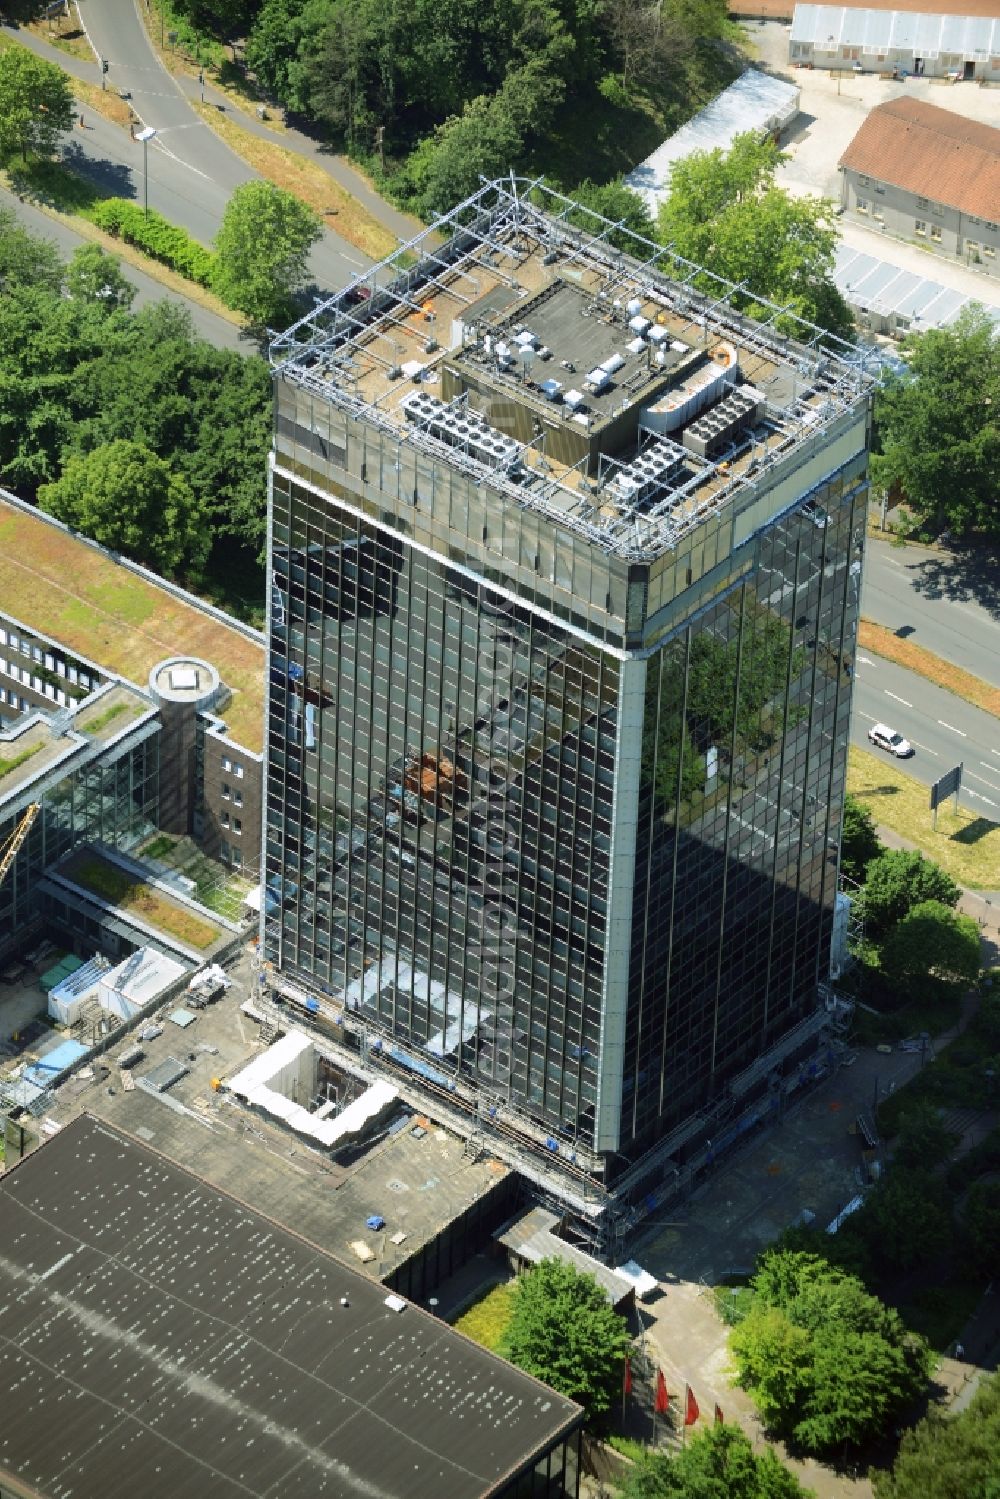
(227, 1030), (398, 1148)
(626, 70), (801, 215)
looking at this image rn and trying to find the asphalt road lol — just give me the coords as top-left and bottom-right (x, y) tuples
(862, 536), (1000, 689)
(852, 649), (1000, 810)
(1, 182), (249, 347)
(10, 6), (370, 294)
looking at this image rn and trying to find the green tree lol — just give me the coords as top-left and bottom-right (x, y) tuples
(620, 1423), (812, 1499)
(657, 133), (852, 341)
(0, 48), (74, 163)
(730, 1252), (932, 1454)
(964, 1181), (1000, 1277)
(500, 1258), (631, 1424)
(873, 1372), (1000, 1499)
(213, 180), (322, 325)
(881, 900), (980, 998)
(840, 793), (882, 885)
(561, 178), (657, 252)
(0, 205), (63, 293)
(65, 245), (136, 312)
(844, 1168), (953, 1276)
(38, 440), (210, 576)
(891, 1101), (958, 1172)
(858, 849), (961, 939)
(872, 306), (1000, 541)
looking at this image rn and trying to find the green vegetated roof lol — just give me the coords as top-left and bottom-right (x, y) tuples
(0, 502), (264, 752)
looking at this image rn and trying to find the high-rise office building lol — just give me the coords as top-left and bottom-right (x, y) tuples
(265, 180), (872, 1230)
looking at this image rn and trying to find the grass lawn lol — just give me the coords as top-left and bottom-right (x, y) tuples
(452, 1281), (517, 1353)
(0, 507), (264, 752)
(848, 746), (1000, 889)
(860, 622), (1000, 722)
(70, 852), (219, 950)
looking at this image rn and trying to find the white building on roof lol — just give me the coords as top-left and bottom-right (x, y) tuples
(790, 3), (1000, 79)
(625, 70), (801, 217)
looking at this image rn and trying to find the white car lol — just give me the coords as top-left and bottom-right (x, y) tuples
(868, 722), (913, 757)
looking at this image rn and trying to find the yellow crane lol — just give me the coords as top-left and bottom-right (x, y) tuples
(0, 803), (40, 889)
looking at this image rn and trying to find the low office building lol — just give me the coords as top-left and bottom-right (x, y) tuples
(838, 98), (1000, 276)
(790, 0), (1000, 80)
(0, 1113), (583, 1499)
(0, 493), (264, 964)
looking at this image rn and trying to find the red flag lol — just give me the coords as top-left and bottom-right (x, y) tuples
(654, 1368), (670, 1414)
(685, 1385), (700, 1426)
(714, 1402), (724, 1426)
(624, 1355), (632, 1396)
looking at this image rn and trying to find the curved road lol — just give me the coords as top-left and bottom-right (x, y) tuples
(45, 2), (371, 292)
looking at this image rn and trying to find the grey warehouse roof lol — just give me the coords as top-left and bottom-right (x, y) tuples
(834, 241), (1000, 329)
(790, 3), (1000, 55)
(626, 70), (801, 213)
(0, 1114), (581, 1499)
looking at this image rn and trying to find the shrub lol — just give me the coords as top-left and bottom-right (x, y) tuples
(88, 199), (216, 286)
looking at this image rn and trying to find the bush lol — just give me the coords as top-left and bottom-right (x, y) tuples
(88, 199), (216, 286)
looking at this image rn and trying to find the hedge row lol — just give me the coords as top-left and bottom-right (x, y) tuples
(88, 198), (216, 287)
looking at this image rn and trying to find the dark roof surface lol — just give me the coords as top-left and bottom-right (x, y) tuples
(0, 1115), (580, 1499)
(839, 98), (1000, 220)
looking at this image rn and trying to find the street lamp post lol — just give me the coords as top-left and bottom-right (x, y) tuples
(136, 126), (156, 217)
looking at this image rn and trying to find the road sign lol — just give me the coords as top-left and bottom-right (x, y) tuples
(930, 763), (962, 827)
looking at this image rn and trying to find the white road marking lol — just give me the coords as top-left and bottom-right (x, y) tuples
(967, 770), (1000, 792)
(938, 721), (967, 737)
(907, 740), (938, 756)
(885, 691), (912, 707)
(856, 711), (878, 724)
(983, 760), (1000, 772)
(857, 655), (874, 665)
(967, 788), (998, 808)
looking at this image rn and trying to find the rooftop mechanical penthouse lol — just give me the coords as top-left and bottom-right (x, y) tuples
(265, 179), (873, 1241)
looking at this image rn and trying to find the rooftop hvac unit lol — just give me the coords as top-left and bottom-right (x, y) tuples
(629, 315), (651, 335)
(626, 298), (643, 316)
(600, 352), (626, 375)
(648, 325), (668, 345)
(585, 368), (611, 392)
(626, 336), (646, 355)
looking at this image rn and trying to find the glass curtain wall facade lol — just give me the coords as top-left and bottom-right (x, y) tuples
(0, 736), (159, 953)
(266, 453), (865, 1171)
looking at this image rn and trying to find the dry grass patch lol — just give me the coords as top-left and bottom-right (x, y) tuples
(191, 102), (398, 261)
(0, 506), (264, 751)
(25, 18), (93, 63)
(859, 620), (1000, 720)
(848, 745), (1000, 889)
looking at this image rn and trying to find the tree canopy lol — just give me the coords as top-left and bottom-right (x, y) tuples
(620, 1423), (812, 1499)
(857, 849), (961, 939)
(213, 180), (322, 325)
(881, 899), (981, 998)
(500, 1258), (631, 1425)
(38, 439), (211, 576)
(873, 1372), (1000, 1499)
(0, 212), (271, 592)
(729, 1251), (932, 1454)
(840, 794), (883, 886)
(872, 306), (1000, 542)
(0, 48), (74, 163)
(656, 133), (853, 341)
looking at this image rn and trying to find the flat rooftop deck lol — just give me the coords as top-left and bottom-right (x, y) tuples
(272, 178), (874, 564)
(0, 499), (264, 752)
(36, 952), (508, 1288)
